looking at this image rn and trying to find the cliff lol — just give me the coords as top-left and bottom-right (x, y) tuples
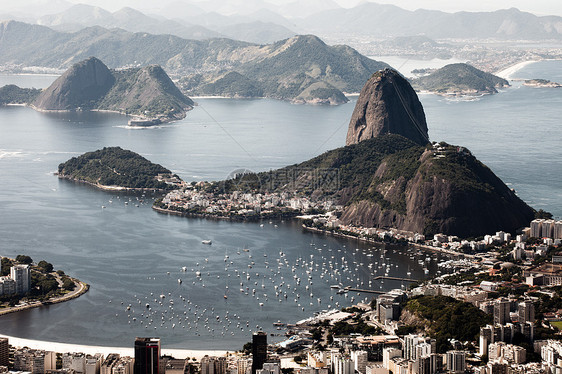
(411, 63), (510, 96)
(346, 69), (429, 146)
(33, 57), (193, 121)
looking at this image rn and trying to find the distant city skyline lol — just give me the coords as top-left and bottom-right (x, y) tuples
(2, 0), (562, 18)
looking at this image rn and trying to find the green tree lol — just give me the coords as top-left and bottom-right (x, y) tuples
(1, 258), (13, 276)
(38, 260), (54, 273)
(15, 255), (32, 264)
(62, 278), (75, 291)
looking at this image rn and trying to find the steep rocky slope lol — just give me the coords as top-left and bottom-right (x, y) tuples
(32, 57), (193, 121)
(346, 69), (429, 146)
(33, 57), (115, 110)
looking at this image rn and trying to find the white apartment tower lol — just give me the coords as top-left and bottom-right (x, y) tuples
(10, 264), (31, 294)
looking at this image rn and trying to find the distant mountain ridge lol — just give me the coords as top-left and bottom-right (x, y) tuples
(32, 3), (296, 44)
(32, 57), (193, 122)
(297, 4), (562, 40)
(0, 21), (389, 103)
(5, 1), (562, 42)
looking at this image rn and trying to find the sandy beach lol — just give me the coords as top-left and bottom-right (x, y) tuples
(495, 60), (539, 80)
(0, 334), (229, 360)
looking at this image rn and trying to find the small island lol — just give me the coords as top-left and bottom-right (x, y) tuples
(523, 78), (562, 88)
(411, 63), (509, 97)
(0, 57), (194, 126)
(0, 255), (88, 316)
(57, 147), (183, 191)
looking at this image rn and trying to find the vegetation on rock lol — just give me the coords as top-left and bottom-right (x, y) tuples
(403, 295), (492, 352)
(411, 63), (509, 95)
(58, 146), (178, 190)
(0, 85), (41, 105)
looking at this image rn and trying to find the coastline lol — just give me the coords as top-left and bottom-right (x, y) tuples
(57, 174), (168, 192)
(0, 279), (89, 317)
(302, 225), (475, 259)
(0, 334), (228, 360)
(495, 60), (540, 80)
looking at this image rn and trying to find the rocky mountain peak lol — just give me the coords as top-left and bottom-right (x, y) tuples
(346, 68), (429, 146)
(33, 56), (115, 110)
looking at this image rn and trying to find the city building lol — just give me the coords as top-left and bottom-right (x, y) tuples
(0, 276), (16, 296)
(134, 338), (161, 374)
(0, 339), (8, 367)
(445, 351), (466, 374)
(257, 363), (280, 374)
(10, 264), (30, 294)
(382, 348), (401, 370)
(102, 354), (133, 374)
(518, 300), (535, 324)
(85, 355), (104, 374)
(251, 332), (267, 374)
(201, 356), (227, 374)
(237, 358), (252, 374)
(530, 219), (544, 238)
(350, 351), (368, 374)
(493, 298), (511, 325)
(13, 349), (56, 374)
(331, 356), (354, 374)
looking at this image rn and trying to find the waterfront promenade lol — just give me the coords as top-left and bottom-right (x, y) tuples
(0, 278), (89, 316)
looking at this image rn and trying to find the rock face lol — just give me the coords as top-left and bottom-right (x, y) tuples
(335, 140), (535, 237)
(34, 57), (114, 110)
(346, 68), (429, 146)
(258, 134), (535, 237)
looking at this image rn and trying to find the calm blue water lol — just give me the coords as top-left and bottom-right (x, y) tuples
(0, 60), (560, 349)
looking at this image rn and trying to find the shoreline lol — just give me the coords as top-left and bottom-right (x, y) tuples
(495, 60), (540, 80)
(302, 225), (475, 259)
(57, 174), (169, 192)
(152, 205), (298, 221)
(0, 279), (89, 317)
(0, 334), (228, 360)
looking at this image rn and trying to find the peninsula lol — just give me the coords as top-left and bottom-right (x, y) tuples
(57, 147), (183, 191)
(155, 69), (535, 238)
(0, 255), (88, 316)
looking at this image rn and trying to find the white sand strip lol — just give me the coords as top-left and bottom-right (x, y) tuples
(0, 334), (228, 360)
(495, 60), (539, 80)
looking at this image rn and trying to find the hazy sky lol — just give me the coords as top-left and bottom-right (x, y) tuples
(66, 0), (562, 16)
(3, 0), (562, 17)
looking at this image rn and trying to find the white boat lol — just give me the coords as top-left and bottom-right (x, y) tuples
(202, 240), (212, 245)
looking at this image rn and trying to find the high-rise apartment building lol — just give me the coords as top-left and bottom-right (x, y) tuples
(518, 300), (535, 323)
(0, 338), (8, 367)
(134, 338), (161, 374)
(446, 351), (466, 374)
(10, 264), (30, 294)
(251, 332), (267, 374)
(494, 298), (511, 325)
